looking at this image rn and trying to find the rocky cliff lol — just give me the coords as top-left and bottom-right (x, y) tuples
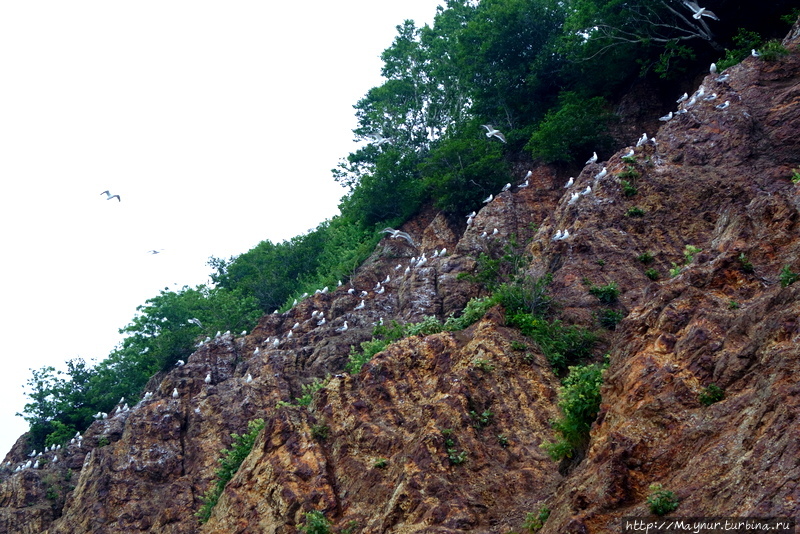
(2, 21), (799, 534)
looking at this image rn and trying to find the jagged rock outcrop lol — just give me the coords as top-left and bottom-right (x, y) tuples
(1, 20), (799, 534)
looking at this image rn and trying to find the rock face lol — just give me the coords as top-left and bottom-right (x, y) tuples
(2, 22), (800, 534)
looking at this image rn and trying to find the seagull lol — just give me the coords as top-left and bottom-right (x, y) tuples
(395, 264), (402, 270)
(466, 216), (474, 226)
(317, 317), (326, 326)
(172, 388), (179, 399)
(347, 287), (355, 294)
(568, 192), (581, 205)
(551, 230), (564, 241)
(482, 194), (493, 204)
(676, 92), (688, 103)
(175, 360), (185, 367)
(524, 170), (533, 180)
(366, 132), (392, 146)
(501, 182), (511, 192)
(715, 100), (730, 110)
(492, 228), (499, 236)
(683, 1), (719, 20)
(381, 228), (416, 246)
(205, 373), (212, 384)
(622, 148), (635, 158)
(561, 229), (570, 240)
(715, 74), (730, 83)
(147, 249), (163, 255)
(594, 167), (607, 180)
(383, 275), (390, 283)
(751, 49), (760, 58)
(360, 290), (368, 297)
(564, 177), (574, 188)
(286, 330), (293, 339)
(373, 282), (382, 291)
(466, 211), (476, 218)
(100, 190), (121, 202)
(376, 286), (385, 294)
(292, 322), (300, 330)
(481, 124), (506, 143)
(582, 185), (592, 195)
(709, 62), (717, 74)
(272, 338), (280, 348)
(518, 180), (529, 188)
(586, 152), (598, 165)
(636, 133), (648, 147)
(245, 373), (253, 383)
(336, 321), (348, 333)
(659, 111), (673, 122)
(404, 266), (411, 275)
(704, 93), (718, 101)
(354, 300), (365, 310)
(480, 231), (488, 238)
(187, 318), (202, 328)
(440, 248), (446, 256)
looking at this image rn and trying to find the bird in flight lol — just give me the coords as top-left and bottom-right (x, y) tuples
(382, 228), (416, 247)
(481, 124), (507, 143)
(682, 1), (719, 21)
(101, 190), (121, 202)
(148, 249), (163, 255)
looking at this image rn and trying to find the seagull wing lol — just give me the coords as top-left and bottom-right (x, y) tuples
(682, 0), (701, 14)
(494, 132), (507, 143)
(701, 8), (719, 20)
(111, 195), (121, 201)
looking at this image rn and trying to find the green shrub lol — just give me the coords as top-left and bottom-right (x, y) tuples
(780, 266), (799, 287)
(373, 457), (389, 469)
(758, 39), (790, 62)
(647, 484), (679, 516)
(447, 449), (468, 465)
(197, 418), (265, 523)
(470, 409), (494, 429)
(522, 506), (551, 532)
(497, 433), (509, 447)
(311, 424), (330, 441)
(728, 300), (740, 310)
(716, 28), (762, 71)
(493, 275), (553, 317)
(295, 377), (329, 407)
(738, 253), (754, 273)
(508, 313), (597, 374)
(699, 384), (725, 406)
(645, 268), (660, 281)
(527, 92), (615, 164)
(345, 338), (390, 374)
(598, 308), (625, 330)
(683, 245), (701, 263)
(405, 315), (444, 337)
(444, 296), (494, 331)
(625, 206), (644, 218)
(472, 359), (496, 373)
(542, 362), (606, 461)
(588, 281), (620, 304)
(637, 251), (654, 264)
(791, 168), (800, 184)
(299, 510), (332, 534)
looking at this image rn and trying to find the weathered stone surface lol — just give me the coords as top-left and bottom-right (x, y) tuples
(0, 19), (798, 534)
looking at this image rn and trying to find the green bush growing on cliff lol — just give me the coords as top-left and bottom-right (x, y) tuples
(647, 483), (679, 516)
(542, 361), (607, 461)
(299, 510), (332, 534)
(197, 418), (265, 524)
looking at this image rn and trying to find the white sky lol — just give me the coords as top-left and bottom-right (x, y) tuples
(0, 1), (442, 456)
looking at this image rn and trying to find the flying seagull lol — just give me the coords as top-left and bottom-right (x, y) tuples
(683, 1), (719, 21)
(366, 132), (392, 146)
(481, 124), (507, 143)
(101, 191), (121, 202)
(381, 228), (416, 246)
(148, 249), (163, 255)
(187, 318), (202, 328)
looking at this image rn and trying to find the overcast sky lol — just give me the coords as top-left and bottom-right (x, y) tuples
(0, 1), (442, 456)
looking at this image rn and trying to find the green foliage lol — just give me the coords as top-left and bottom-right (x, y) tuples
(598, 308), (626, 330)
(588, 281), (620, 304)
(472, 359), (496, 373)
(522, 506), (551, 532)
(470, 409), (494, 429)
(311, 424), (330, 441)
(527, 92), (615, 164)
(497, 433), (510, 447)
(699, 384), (725, 406)
(405, 315), (445, 337)
(299, 510), (332, 534)
(647, 484), (679, 516)
(645, 268), (660, 281)
(197, 419), (265, 524)
(728, 300), (740, 310)
(373, 457), (389, 469)
(620, 180), (638, 198)
(345, 338), (390, 375)
(508, 313), (597, 374)
(97, 436), (110, 448)
(444, 296), (494, 331)
(492, 274), (553, 317)
(420, 129), (510, 214)
(295, 377), (329, 408)
(683, 245), (702, 263)
(625, 207), (644, 218)
(542, 362), (607, 461)
(447, 449), (468, 465)
(653, 40), (697, 80)
(792, 169), (800, 184)
(738, 253), (755, 274)
(716, 28), (763, 71)
(780, 266), (799, 287)
(638, 252), (655, 264)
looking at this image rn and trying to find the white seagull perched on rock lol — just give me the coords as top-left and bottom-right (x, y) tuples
(205, 373), (212, 384)
(709, 62), (717, 74)
(524, 170), (533, 180)
(715, 100), (730, 110)
(586, 152), (598, 165)
(582, 185), (592, 195)
(659, 111), (673, 122)
(336, 321), (348, 333)
(683, 1), (719, 21)
(751, 49), (760, 58)
(501, 182), (511, 192)
(245, 373), (253, 383)
(172, 388), (179, 399)
(101, 190), (121, 202)
(564, 177), (574, 188)
(568, 192), (581, 205)
(636, 133), (648, 147)
(622, 148), (635, 158)
(482, 193), (493, 204)
(518, 179), (529, 188)
(381, 228), (416, 246)
(676, 92), (688, 104)
(354, 300), (365, 310)
(594, 167), (607, 180)
(175, 360), (185, 367)
(551, 229), (564, 241)
(481, 124), (506, 143)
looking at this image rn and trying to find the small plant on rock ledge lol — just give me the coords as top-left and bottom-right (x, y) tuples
(299, 510), (332, 534)
(737, 253), (754, 273)
(625, 206), (645, 218)
(311, 424), (330, 441)
(598, 308), (626, 330)
(373, 457), (389, 469)
(522, 506), (551, 532)
(779, 266), (799, 287)
(472, 358), (495, 373)
(588, 281), (620, 304)
(699, 384), (725, 406)
(637, 251), (655, 264)
(470, 409), (494, 429)
(647, 483), (679, 516)
(645, 268), (660, 281)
